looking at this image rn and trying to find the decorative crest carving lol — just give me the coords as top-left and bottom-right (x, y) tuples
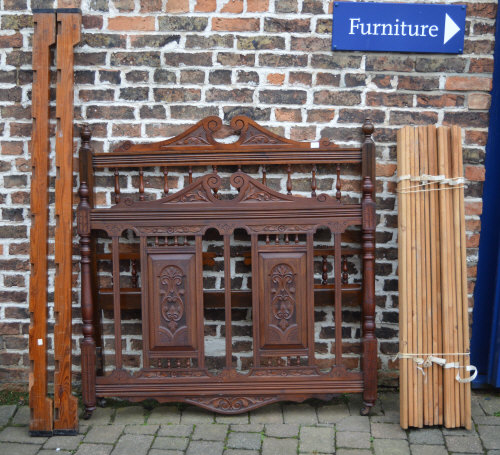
(186, 396), (277, 413)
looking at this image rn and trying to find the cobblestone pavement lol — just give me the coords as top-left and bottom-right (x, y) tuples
(0, 391), (499, 454)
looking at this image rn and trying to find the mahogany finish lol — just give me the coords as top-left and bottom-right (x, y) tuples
(77, 116), (377, 417)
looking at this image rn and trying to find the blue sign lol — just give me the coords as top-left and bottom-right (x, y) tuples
(332, 2), (466, 54)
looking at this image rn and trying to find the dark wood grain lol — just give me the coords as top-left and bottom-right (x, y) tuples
(29, 12), (56, 436)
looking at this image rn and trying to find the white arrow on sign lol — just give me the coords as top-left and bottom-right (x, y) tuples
(444, 13), (460, 45)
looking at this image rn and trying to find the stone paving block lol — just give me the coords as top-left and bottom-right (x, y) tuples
(478, 425), (500, 449)
(442, 427), (478, 436)
(265, 423), (299, 437)
(0, 442), (41, 454)
(471, 398), (486, 417)
(379, 392), (399, 413)
(473, 415), (500, 425)
(215, 413), (249, 424)
(158, 424), (193, 437)
(227, 431), (262, 450)
(371, 422), (407, 439)
(408, 428), (444, 445)
(152, 436), (189, 450)
(75, 444), (113, 455)
(84, 407), (114, 424)
(0, 405), (17, 426)
(149, 450), (184, 455)
(12, 406), (30, 425)
(336, 415), (371, 432)
(192, 423), (228, 441)
(477, 395), (500, 416)
(230, 424), (263, 432)
(370, 414), (400, 423)
(223, 450), (259, 455)
(445, 435), (484, 453)
(317, 403), (350, 423)
(124, 423), (159, 434)
(114, 406), (146, 424)
(299, 426), (335, 453)
(283, 403), (317, 424)
(410, 445), (448, 455)
(336, 450), (372, 455)
(373, 438), (410, 455)
(250, 404), (283, 424)
(0, 426), (48, 444)
(262, 436), (298, 455)
(487, 451), (500, 455)
(181, 407), (215, 424)
(43, 434), (84, 450)
(79, 423), (90, 434)
(148, 406), (181, 424)
(186, 440), (224, 455)
(111, 433), (154, 455)
(84, 424), (124, 443)
(336, 430), (371, 449)
(38, 450), (72, 455)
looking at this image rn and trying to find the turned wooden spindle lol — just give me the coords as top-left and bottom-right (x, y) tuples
(322, 256), (328, 285)
(311, 164), (317, 197)
(275, 234), (279, 245)
(262, 165), (267, 185)
(163, 167), (169, 195)
(265, 235), (270, 245)
(336, 164), (341, 202)
(188, 166), (193, 184)
(139, 168), (145, 201)
(114, 168), (120, 204)
(295, 234), (299, 244)
(285, 234), (289, 244)
(342, 256), (348, 284)
(131, 259), (138, 288)
(287, 164), (292, 194)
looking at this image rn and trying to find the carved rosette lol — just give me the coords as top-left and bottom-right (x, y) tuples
(270, 264), (296, 331)
(159, 265), (185, 333)
(186, 396), (276, 413)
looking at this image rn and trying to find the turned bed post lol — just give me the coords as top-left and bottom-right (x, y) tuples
(360, 119), (377, 415)
(77, 126), (97, 419)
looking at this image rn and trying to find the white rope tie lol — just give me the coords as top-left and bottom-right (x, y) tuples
(397, 175), (467, 194)
(394, 353), (477, 383)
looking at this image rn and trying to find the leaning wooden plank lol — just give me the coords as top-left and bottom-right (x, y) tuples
(29, 11), (56, 437)
(53, 10), (81, 434)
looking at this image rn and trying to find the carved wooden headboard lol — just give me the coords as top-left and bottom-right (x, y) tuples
(77, 116), (377, 417)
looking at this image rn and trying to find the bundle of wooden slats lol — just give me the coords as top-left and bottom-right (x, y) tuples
(397, 125), (473, 429)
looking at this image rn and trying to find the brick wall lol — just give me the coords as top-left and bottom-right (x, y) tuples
(0, 0), (494, 389)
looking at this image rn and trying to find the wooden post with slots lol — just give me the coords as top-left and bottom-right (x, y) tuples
(29, 11), (56, 437)
(53, 9), (81, 434)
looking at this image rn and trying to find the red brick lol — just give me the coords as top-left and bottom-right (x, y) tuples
(446, 76), (492, 91)
(141, 0), (162, 11)
(417, 94), (464, 108)
(0, 33), (22, 48)
(291, 126), (316, 141)
(165, 0), (190, 12)
(195, 0), (216, 11)
(221, 0), (243, 13)
(247, 0), (268, 12)
(465, 130), (488, 146)
(275, 108), (301, 122)
(307, 109), (335, 123)
(108, 16), (156, 31)
(468, 93), (491, 110)
(82, 15), (103, 29)
(1, 141), (23, 155)
(465, 165), (486, 181)
(212, 17), (259, 31)
(466, 2), (497, 19)
(466, 219), (481, 232)
(469, 58), (494, 73)
(267, 73), (285, 85)
(466, 233), (480, 248)
(376, 163), (397, 178)
(465, 200), (482, 216)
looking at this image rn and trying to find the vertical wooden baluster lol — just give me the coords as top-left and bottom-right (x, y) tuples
(322, 256), (328, 285)
(342, 256), (348, 284)
(275, 234), (279, 245)
(295, 234), (299, 244)
(336, 164), (341, 202)
(155, 236), (159, 246)
(114, 169), (120, 204)
(112, 236), (123, 372)
(262, 165), (267, 185)
(139, 168), (145, 201)
(177, 359), (181, 368)
(174, 236), (178, 246)
(268, 358), (271, 367)
(163, 167), (169, 195)
(266, 235), (270, 245)
(287, 164), (292, 194)
(334, 234), (343, 366)
(311, 164), (317, 197)
(285, 234), (289, 244)
(188, 166), (193, 184)
(167, 359), (171, 368)
(131, 260), (138, 288)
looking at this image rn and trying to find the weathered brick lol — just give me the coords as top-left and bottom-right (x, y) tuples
(469, 57), (494, 73)
(291, 37), (330, 52)
(209, 70), (231, 85)
(158, 16), (208, 31)
(82, 33), (126, 48)
(264, 18), (310, 33)
(194, 0), (216, 12)
(247, 0), (268, 12)
(113, 0), (135, 11)
(315, 73), (341, 86)
(302, 0), (324, 14)
(289, 72), (312, 86)
(311, 54), (362, 69)
(366, 55), (415, 72)
(237, 71), (259, 84)
(469, 93), (491, 110)
(120, 87), (149, 101)
(212, 17), (260, 32)
(390, 111), (439, 125)
(276, 108), (302, 122)
(259, 53), (307, 68)
(221, 0), (243, 13)
(223, 106), (270, 121)
(0, 33), (23, 48)
(445, 76), (492, 91)
(79, 89), (114, 102)
(154, 69), (176, 83)
(139, 105), (166, 119)
(82, 15), (103, 29)
(186, 34), (233, 49)
(165, 0), (189, 13)
(180, 70), (205, 84)
(416, 57), (467, 73)
(206, 89), (253, 103)
(125, 71), (149, 83)
(99, 70), (121, 84)
(443, 111), (489, 128)
(416, 94), (465, 108)
(259, 90), (306, 105)
(238, 36), (285, 50)
(86, 106), (135, 120)
(1, 15), (33, 30)
(314, 90), (361, 106)
(217, 53), (255, 66)
(307, 109), (335, 123)
(154, 88), (201, 103)
(166, 52), (212, 67)
(398, 76), (440, 91)
(338, 109), (385, 124)
(130, 35), (180, 48)
(111, 52), (161, 67)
